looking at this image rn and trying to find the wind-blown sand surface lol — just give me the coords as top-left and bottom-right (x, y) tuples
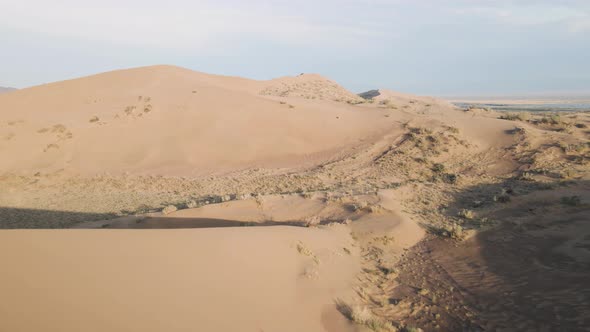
(1, 66), (589, 331)
(0, 226), (359, 332)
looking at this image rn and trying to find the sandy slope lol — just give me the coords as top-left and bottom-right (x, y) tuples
(0, 65), (389, 176)
(0, 225), (359, 332)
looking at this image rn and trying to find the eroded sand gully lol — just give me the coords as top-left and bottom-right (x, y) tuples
(1, 66), (589, 331)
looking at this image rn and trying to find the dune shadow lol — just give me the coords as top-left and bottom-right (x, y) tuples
(0, 206), (346, 229)
(418, 178), (590, 330)
(0, 207), (119, 229)
(82, 216), (318, 229)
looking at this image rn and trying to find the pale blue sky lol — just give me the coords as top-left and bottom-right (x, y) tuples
(1, 0), (589, 96)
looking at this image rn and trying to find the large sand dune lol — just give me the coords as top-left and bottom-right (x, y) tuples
(1, 66), (589, 331)
(0, 66), (391, 176)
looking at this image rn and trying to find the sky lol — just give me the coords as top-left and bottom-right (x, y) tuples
(1, 0), (589, 96)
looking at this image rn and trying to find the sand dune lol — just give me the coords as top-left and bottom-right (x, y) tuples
(0, 65), (392, 176)
(1, 66), (589, 331)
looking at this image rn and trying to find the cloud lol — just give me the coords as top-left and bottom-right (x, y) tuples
(0, 0), (381, 51)
(1, 0), (589, 95)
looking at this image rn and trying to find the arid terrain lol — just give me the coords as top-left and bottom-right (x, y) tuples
(1, 66), (589, 331)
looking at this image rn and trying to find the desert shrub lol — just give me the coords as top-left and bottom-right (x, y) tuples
(555, 122), (574, 133)
(558, 169), (575, 179)
(434, 222), (464, 239)
(560, 196), (582, 206)
(508, 126), (526, 135)
(402, 327), (424, 332)
(457, 209), (475, 219)
(494, 189), (511, 203)
(540, 114), (562, 125)
(124, 106), (136, 115)
(89, 116), (99, 123)
(347, 100), (365, 105)
(499, 112), (530, 121)
(550, 114), (562, 124)
(162, 205), (177, 215)
(304, 216), (321, 227)
(335, 301), (395, 331)
(432, 163), (445, 173)
(442, 173), (458, 184)
(560, 142), (588, 153)
(517, 172), (535, 181)
(409, 127), (432, 135)
(445, 126), (460, 134)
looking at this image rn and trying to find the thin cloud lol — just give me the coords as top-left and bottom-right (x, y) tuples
(0, 0), (381, 51)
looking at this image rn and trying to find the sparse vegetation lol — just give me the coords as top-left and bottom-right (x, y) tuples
(499, 112), (530, 121)
(432, 163), (445, 173)
(124, 106), (136, 115)
(560, 195), (582, 206)
(89, 116), (99, 123)
(434, 222), (464, 240)
(517, 172), (535, 181)
(296, 241), (319, 264)
(457, 209), (475, 220)
(335, 300), (396, 331)
(304, 215), (321, 227)
(539, 114), (563, 125)
(162, 205), (177, 214)
(445, 126), (460, 134)
(560, 142), (588, 153)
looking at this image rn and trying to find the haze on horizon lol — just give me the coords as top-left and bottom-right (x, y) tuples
(1, 0), (589, 97)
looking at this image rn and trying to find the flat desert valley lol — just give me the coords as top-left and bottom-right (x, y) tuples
(1, 66), (589, 331)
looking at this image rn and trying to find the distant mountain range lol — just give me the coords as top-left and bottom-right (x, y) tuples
(0, 86), (16, 94)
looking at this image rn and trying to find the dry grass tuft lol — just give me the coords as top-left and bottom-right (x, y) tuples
(296, 241), (320, 264)
(457, 209), (475, 220)
(335, 300), (397, 331)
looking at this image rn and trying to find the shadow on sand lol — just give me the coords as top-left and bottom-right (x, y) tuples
(398, 178), (590, 331)
(0, 207), (345, 229)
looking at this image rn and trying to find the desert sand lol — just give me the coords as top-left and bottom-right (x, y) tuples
(1, 66), (589, 331)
